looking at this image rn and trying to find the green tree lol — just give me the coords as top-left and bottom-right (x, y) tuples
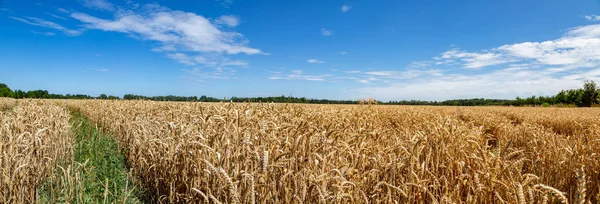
(99, 94), (108, 99)
(0, 83), (12, 97)
(581, 80), (599, 107)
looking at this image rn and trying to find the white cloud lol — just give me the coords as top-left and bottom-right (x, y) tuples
(215, 15), (240, 27)
(438, 49), (513, 69)
(31, 31), (56, 36)
(341, 5), (352, 13)
(182, 67), (237, 82)
(71, 7), (261, 55)
(359, 22), (600, 100)
(321, 28), (332, 36)
(269, 70), (330, 81)
(358, 67), (599, 101)
(45, 12), (68, 20)
(434, 23), (600, 70)
(10, 16), (83, 36)
(362, 69), (443, 80)
(308, 58), (325, 63)
(339, 51), (348, 55)
(80, 0), (115, 11)
(584, 15), (600, 22)
(94, 53), (102, 56)
(167, 53), (197, 65)
(57, 8), (70, 13)
(216, 0), (233, 8)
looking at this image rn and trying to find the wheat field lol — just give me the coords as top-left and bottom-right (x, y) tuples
(58, 100), (599, 203)
(0, 99), (73, 203)
(2, 98), (599, 203)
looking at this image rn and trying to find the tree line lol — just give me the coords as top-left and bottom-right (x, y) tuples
(0, 81), (598, 107)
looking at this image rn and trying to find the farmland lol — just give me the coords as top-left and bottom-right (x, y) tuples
(2, 98), (600, 203)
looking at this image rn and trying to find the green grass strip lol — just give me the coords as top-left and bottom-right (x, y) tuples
(40, 109), (142, 203)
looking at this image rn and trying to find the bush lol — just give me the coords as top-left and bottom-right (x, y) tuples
(542, 102), (550, 107)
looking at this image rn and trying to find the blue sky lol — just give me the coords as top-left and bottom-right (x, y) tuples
(2, 0), (600, 101)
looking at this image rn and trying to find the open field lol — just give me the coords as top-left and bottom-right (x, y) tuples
(2, 98), (600, 203)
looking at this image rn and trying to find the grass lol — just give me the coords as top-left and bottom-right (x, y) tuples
(39, 109), (141, 203)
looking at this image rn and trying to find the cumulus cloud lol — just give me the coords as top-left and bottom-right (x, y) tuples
(341, 5), (352, 13)
(70, 9), (261, 55)
(358, 22), (600, 100)
(307, 58), (325, 63)
(434, 23), (600, 70)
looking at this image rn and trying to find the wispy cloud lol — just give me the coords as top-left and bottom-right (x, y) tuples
(182, 67), (237, 82)
(45, 12), (68, 20)
(80, 0), (115, 11)
(436, 49), (513, 69)
(307, 58), (325, 64)
(56, 8), (69, 13)
(584, 15), (600, 22)
(269, 70), (330, 81)
(31, 31), (56, 36)
(339, 51), (348, 55)
(215, 0), (233, 8)
(10, 16), (83, 36)
(321, 28), (332, 36)
(341, 5), (352, 13)
(167, 53), (197, 66)
(215, 15), (239, 27)
(88, 68), (110, 72)
(94, 53), (102, 56)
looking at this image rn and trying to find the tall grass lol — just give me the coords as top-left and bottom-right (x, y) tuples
(40, 110), (141, 203)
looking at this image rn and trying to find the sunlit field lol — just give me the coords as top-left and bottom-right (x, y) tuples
(2, 98), (599, 203)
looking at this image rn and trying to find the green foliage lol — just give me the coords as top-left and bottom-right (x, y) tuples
(542, 102), (550, 107)
(582, 80), (599, 107)
(55, 110), (140, 203)
(0, 83), (9, 90)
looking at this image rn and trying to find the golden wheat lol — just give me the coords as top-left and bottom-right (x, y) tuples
(52, 100), (599, 203)
(0, 99), (72, 203)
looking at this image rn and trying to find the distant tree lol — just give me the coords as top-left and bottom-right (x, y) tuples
(0, 83), (12, 97)
(99, 94), (108, 99)
(581, 80), (599, 107)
